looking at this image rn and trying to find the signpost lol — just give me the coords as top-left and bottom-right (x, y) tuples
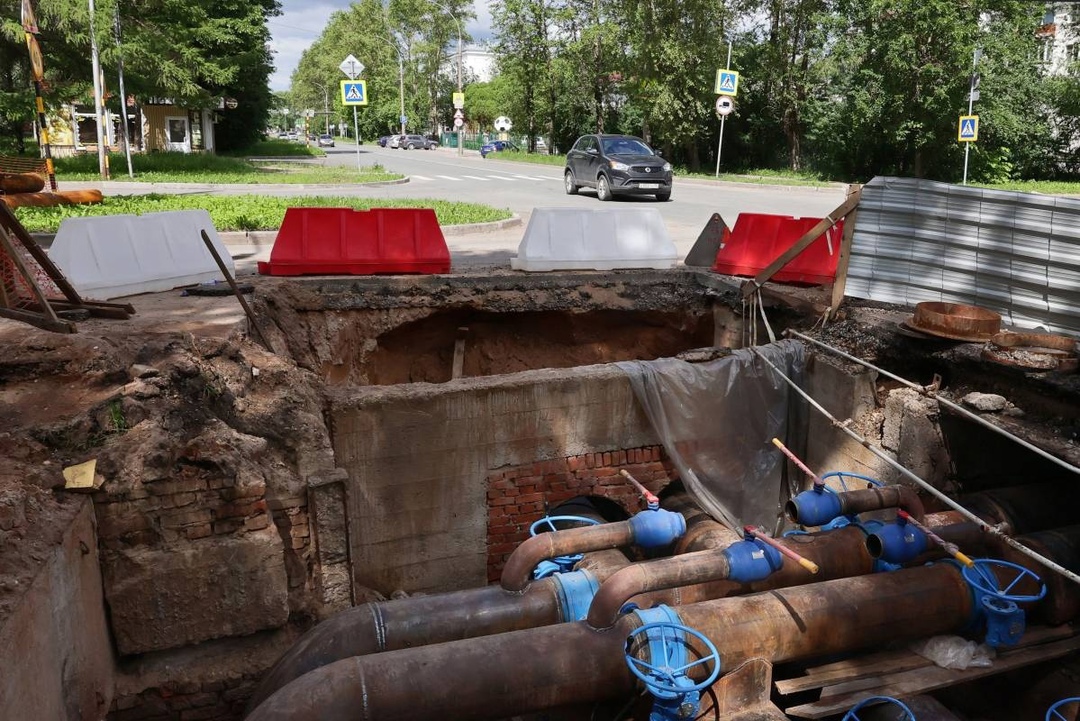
(961, 48), (981, 185)
(339, 55), (365, 172)
(714, 41), (736, 178)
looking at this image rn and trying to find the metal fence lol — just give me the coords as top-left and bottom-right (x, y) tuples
(846, 176), (1080, 335)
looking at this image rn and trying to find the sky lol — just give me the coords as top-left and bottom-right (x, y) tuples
(267, 0), (493, 91)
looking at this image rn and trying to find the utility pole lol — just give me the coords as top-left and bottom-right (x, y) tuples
(113, 2), (133, 177)
(88, 0), (109, 179)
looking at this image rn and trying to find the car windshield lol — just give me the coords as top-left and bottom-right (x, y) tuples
(601, 138), (652, 156)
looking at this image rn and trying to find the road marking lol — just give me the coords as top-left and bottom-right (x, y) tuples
(411, 175), (433, 181)
(437, 175), (463, 182)
(487, 175), (517, 181)
(463, 175), (490, 181)
(514, 174), (549, 180)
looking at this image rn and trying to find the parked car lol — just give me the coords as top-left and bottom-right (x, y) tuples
(389, 135), (404, 148)
(377, 135), (391, 147)
(397, 134), (436, 150)
(479, 139), (518, 158)
(563, 134), (672, 201)
(317, 134), (335, 148)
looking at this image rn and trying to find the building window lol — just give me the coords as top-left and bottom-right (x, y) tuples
(1039, 38), (1055, 64)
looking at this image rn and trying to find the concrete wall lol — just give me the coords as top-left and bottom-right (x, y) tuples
(0, 498), (114, 721)
(329, 364), (659, 595)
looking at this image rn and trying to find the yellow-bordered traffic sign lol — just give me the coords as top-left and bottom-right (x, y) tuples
(714, 69), (739, 96)
(341, 80), (368, 106)
(958, 115), (978, 142)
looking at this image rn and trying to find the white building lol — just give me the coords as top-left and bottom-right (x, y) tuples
(460, 47), (496, 83)
(1038, 5), (1078, 75)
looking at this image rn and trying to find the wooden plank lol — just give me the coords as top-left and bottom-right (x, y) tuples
(200, 229), (271, 351)
(0, 227), (64, 328)
(741, 190), (861, 298)
(777, 621), (1077, 696)
(828, 184), (862, 318)
(784, 634), (1080, 719)
(0, 306), (76, 333)
(451, 327), (468, 380)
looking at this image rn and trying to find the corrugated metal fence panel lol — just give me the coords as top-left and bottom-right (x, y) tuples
(847, 176), (1080, 335)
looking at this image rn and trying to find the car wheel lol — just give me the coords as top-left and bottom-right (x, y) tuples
(564, 170), (579, 195)
(655, 191), (671, 202)
(407, 143), (416, 150)
(596, 174), (612, 201)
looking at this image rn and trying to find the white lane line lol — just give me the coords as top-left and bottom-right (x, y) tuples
(487, 175), (517, 181)
(463, 175), (490, 181)
(436, 175), (463, 182)
(411, 175), (433, 181)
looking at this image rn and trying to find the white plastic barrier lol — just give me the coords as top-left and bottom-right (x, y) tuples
(49, 210), (234, 299)
(510, 207), (678, 271)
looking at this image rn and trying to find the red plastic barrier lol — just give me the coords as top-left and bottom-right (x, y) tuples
(711, 213), (843, 285)
(257, 207), (451, 276)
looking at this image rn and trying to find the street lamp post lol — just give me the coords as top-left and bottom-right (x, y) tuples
(312, 82), (331, 134)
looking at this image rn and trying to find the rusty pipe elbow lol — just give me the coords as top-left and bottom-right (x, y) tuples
(586, 550), (731, 629)
(786, 484), (925, 526)
(500, 521), (635, 592)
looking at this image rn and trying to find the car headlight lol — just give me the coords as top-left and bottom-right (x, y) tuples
(662, 162), (672, 172)
(609, 161), (630, 171)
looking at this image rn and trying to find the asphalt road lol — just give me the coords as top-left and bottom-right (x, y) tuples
(320, 142), (848, 242)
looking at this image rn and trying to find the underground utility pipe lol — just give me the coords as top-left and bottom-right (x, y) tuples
(246, 564), (974, 721)
(787, 484), (926, 526)
(752, 344), (1080, 590)
(662, 491), (742, 553)
(589, 524), (878, 628)
(500, 508), (685, 592)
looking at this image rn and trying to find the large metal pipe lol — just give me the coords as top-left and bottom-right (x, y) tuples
(246, 564), (973, 721)
(786, 484), (926, 526)
(662, 491), (741, 552)
(589, 524), (879, 628)
(246, 547), (630, 714)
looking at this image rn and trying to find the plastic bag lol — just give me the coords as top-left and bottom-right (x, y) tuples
(910, 635), (995, 670)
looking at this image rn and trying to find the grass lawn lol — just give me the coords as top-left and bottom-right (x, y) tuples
(978, 179), (1080, 195)
(54, 151), (401, 185)
(15, 194), (513, 233)
(220, 139), (324, 157)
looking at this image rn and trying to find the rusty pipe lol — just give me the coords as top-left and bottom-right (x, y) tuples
(786, 484), (925, 526)
(246, 564), (973, 721)
(246, 547), (630, 714)
(594, 525), (878, 625)
(662, 491), (741, 553)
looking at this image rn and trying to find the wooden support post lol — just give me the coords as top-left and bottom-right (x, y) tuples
(200, 229), (272, 352)
(451, 326), (468, 380)
(0, 227), (69, 328)
(0, 201), (81, 305)
(741, 189), (862, 298)
(828, 184), (862, 319)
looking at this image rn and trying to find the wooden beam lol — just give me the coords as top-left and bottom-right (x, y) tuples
(200, 229), (272, 352)
(0, 306), (76, 333)
(741, 190), (862, 298)
(451, 326), (468, 380)
(0, 227), (66, 330)
(828, 184), (862, 318)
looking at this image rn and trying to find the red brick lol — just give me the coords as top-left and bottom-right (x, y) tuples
(183, 523), (213, 540)
(147, 476), (207, 496)
(567, 456), (583, 472)
(161, 508), (212, 529)
(244, 514), (270, 532)
(517, 492), (544, 504)
(490, 497), (515, 507)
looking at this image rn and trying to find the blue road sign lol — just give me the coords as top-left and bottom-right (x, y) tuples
(340, 80), (368, 106)
(958, 115), (979, 142)
(400, 114), (408, 125)
(714, 69), (740, 96)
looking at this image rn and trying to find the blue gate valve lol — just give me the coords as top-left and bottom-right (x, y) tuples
(868, 515), (929, 564)
(625, 615), (721, 721)
(723, 536), (784, 584)
(529, 515), (601, 579)
(1047, 697), (1080, 721)
(629, 507), (687, 549)
(961, 558), (1047, 648)
(842, 696), (916, 720)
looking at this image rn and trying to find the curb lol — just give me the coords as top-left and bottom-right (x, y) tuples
(676, 177), (849, 193)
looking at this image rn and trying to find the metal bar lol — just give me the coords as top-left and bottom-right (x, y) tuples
(897, 509), (975, 567)
(619, 469), (659, 507)
(746, 526), (819, 574)
(199, 230), (271, 351)
(772, 437), (823, 487)
(752, 344), (1080, 589)
(788, 330), (1080, 479)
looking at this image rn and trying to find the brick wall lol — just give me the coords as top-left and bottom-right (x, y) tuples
(486, 445), (675, 581)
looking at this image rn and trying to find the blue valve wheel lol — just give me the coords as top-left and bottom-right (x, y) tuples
(962, 558), (1047, 604)
(1047, 697), (1080, 721)
(625, 622), (720, 696)
(529, 515), (601, 567)
(842, 696), (916, 721)
(821, 471), (884, 491)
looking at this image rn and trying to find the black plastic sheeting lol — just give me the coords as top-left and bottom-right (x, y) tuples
(618, 339), (808, 533)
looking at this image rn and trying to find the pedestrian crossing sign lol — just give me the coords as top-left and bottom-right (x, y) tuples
(340, 80), (368, 106)
(958, 115), (978, 142)
(714, 69), (739, 96)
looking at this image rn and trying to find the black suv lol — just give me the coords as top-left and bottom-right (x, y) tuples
(564, 134), (672, 201)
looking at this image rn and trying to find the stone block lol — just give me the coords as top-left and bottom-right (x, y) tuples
(102, 526), (288, 655)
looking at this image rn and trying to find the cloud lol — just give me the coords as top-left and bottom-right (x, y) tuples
(268, 0), (493, 91)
